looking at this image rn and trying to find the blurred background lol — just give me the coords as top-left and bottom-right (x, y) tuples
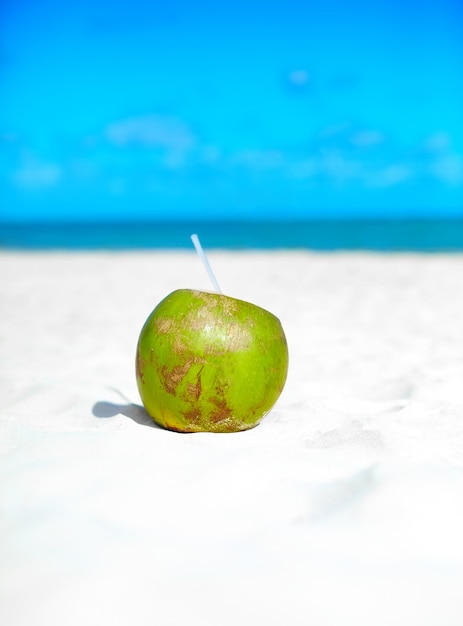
(0, 0), (462, 247)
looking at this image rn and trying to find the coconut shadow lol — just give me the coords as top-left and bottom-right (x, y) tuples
(92, 400), (161, 429)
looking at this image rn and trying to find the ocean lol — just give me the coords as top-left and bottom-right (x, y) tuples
(2, 220), (463, 251)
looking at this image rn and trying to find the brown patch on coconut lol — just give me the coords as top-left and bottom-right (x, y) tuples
(161, 358), (194, 395)
(154, 317), (174, 334)
(209, 392), (233, 423)
(136, 350), (146, 382)
(183, 406), (202, 425)
(187, 366), (203, 401)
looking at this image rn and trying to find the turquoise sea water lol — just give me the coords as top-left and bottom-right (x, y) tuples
(2, 220), (463, 251)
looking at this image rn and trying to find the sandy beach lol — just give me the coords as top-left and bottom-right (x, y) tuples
(1, 249), (463, 626)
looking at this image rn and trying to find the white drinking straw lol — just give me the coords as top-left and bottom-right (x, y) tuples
(191, 233), (222, 294)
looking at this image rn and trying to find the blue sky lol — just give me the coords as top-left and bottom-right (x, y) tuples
(0, 0), (462, 222)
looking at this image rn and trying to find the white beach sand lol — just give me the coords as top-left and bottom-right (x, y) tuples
(1, 250), (463, 626)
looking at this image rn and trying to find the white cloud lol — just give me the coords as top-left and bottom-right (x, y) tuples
(424, 132), (451, 152)
(321, 151), (362, 181)
(105, 114), (195, 152)
(288, 69), (310, 86)
(13, 157), (61, 188)
(431, 154), (463, 185)
(369, 164), (412, 187)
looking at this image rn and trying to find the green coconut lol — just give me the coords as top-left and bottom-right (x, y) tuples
(136, 289), (288, 433)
